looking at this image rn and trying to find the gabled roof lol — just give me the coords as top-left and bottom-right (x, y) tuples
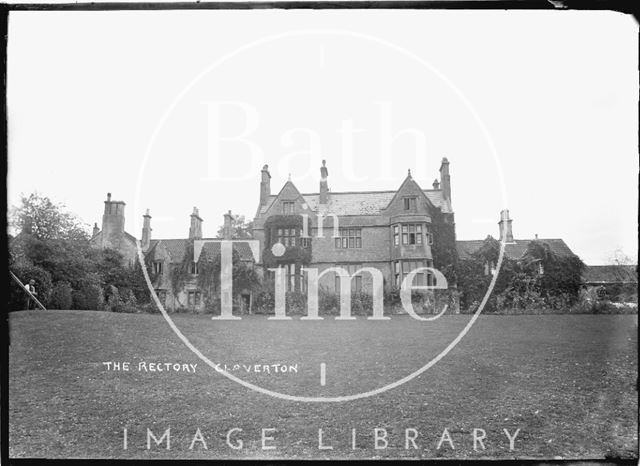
(147, 238), (255, 263)
(382, 174), (437, 213)
(582, 265), (638, 284)
(257, 189), (452, 217)
(456, 238), (576, 261)
(89, 230), (138, 245)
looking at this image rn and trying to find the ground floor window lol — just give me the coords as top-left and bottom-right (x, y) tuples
(269, 263), (307, 292)
(156, 289), (167, 305)
(187, 290), (201, 307)
(394, 260), (434, 287)
(335, 264), (363, 293)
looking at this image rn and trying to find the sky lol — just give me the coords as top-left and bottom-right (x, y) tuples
(7, 9), (638, 265)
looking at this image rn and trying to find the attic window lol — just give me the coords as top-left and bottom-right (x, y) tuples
(403, 197), (417, 210)
(282, 201), (294, 214)
(189, 262), (198, 275)
(153, 261), (164, 275)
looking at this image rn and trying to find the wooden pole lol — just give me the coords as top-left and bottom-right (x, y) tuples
(10, 271), (47, 311)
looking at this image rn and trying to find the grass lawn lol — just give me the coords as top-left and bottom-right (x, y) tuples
(8, 310), (638, 460)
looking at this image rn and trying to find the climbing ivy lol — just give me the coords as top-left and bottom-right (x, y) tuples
(262, 215), (312, 268)
(430, 208), (458, 286)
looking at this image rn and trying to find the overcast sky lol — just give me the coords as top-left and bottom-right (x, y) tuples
(7, 9), (638, 265)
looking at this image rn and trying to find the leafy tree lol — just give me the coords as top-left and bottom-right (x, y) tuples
(215, 214), (253, 239)
(8, 192), (151, 311)
(608, 248), (634, 266)
(9, 192), (89, 241)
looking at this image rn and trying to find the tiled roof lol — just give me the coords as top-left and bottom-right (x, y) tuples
(582, 265), (638, 284)
(259, 189), (452, 216)
(456, 238), (576, 260)
(90, 230), (138, 245)
(124, 232), (138, 244)
(148, 238), (255, 263)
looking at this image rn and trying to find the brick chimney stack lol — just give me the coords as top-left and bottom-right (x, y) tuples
(432, 178), (440, 190)
(439, 157), (451, 202)
(141, 209), (152, 251)
(101, 192), (126, 249)
(223, 210), (234, 240)
(92, 222), (99, 237)
(319, 160), (329, 205)
(498, 209), (514, 243)
(260, 165), (271, 207)
(189, 207), (203, 240)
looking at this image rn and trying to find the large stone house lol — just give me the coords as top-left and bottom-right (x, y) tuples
(90, 195), (255, 312)
(251, 158), (456, 294)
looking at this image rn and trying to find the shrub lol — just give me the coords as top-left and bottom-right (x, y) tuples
(118, 288), (138, 313)
(73, 283), (105, 310)
(138, 302), (160, 314)
(253, 289), (275, 315)
(285, 291), (307, 315)
(105, 285), (123, 312)
(318, 288), (340, 315)
(50, 281), (73, 310)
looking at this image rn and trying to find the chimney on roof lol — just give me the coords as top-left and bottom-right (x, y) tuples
(260, 165), (271, 207)
(189, 207), (203, 240)
(439, 157), (451, 202)
(432, 178), (440, 190)
(223, 210), (234, 240)
(92, 222), (99, 237)
(535, 233), (538, 240)
(498, 209), (514, 243)
(320, 160), (329, 205)
(102, 192), (125, 249)
(141, 209), (152, 251)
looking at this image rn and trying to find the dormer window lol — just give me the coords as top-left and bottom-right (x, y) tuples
(403, 197), (417, 210)
(282, 201), (294, 214)
(153, 261), (164, 275)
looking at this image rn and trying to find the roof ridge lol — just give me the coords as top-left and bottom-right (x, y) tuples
(151, 237), (223, 241)
(301, 190), (398, 196)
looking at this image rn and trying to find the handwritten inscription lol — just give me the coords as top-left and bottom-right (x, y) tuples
(102, 362), (197, 373)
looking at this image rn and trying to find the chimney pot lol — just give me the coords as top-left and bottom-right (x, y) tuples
(223, 210), (233, 240)
(260, 165), (272, 206)
(498, 209), (514, 243)
(141, 211), (152, 250)
(320, 160), (329, 204)
(188, 206), (203, 240)
(439, 158), (451, 202)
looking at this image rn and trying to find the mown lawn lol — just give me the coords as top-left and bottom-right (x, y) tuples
(8, 310), (638, 460)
